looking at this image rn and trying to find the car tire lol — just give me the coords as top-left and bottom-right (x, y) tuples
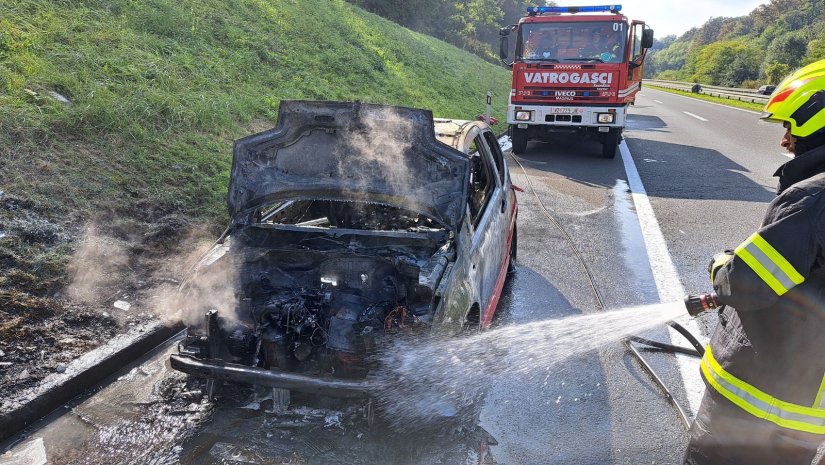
(507, 223), (517, 274)
(461, 305), (481, 335)
(601, 128), (620, 159)
(511, 128), (528, 154)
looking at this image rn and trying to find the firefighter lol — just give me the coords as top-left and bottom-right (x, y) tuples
(531, 32), (558, 60)
(579, 30), (605, 58)
(684, 60), (825, 464)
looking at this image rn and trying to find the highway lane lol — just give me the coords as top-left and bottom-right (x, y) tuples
(628, 87), (784, 306)
(0, 89), (788, 465)
(480, 138), (690, 464)
(481, 88), (788, 463)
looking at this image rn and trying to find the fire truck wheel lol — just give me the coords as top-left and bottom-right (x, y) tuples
(601, 129), (620, 159)
(511, 128), (528, 154)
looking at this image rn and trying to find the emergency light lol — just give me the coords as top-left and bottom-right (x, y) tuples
(527, 5), (622, 15)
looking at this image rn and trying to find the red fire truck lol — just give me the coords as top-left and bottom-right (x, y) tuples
(499, 5), (653, 158)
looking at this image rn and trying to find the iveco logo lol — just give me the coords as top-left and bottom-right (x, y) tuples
(555, 91), (576, 97)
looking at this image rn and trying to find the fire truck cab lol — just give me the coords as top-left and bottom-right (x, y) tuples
(500, 5), (653, 158)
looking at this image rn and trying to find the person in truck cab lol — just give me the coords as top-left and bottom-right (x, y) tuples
(579, 30), (605, 59)
(527, 32), (559, 60)
(604, 30), (622, 61)
(580, 29), (620, 62)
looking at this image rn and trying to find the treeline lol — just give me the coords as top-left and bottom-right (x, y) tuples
(646, 0), (825, 87)
(347, 0), (541, 62)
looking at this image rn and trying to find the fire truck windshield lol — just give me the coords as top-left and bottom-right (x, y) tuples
(517, 21), (627, 64)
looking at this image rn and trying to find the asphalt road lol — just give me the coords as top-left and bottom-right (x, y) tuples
(479, 87), (787, 465)
(0, 88), (788, 465)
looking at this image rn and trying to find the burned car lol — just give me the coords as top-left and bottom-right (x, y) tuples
(169, 101), (518, 400)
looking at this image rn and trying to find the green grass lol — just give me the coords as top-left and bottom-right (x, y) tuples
(0, 0), (513, 226)
(646, 85), (764, 112)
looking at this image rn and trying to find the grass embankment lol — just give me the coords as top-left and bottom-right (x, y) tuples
(0, 0), (512, 293)
(646, 85), (765, 112)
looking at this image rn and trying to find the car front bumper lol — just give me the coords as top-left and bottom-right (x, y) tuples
(507, 103), (626, 127)
(169, 353), (378, 399)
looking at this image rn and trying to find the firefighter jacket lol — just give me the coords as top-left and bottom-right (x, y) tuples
(708, 143), (825, 435)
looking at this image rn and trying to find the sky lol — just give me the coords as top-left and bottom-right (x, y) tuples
(558, 0), (768, 37)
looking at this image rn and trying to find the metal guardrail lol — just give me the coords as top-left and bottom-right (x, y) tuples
(645, 79), (770, 105)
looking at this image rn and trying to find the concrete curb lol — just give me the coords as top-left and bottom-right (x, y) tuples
(0, 321), (183, 443)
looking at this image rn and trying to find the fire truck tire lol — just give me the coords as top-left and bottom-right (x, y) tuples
(511, 128), (528, 154)
(601, 129), (620, 159)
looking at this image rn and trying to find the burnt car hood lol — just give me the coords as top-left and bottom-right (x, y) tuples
(228, 101), (470, 229)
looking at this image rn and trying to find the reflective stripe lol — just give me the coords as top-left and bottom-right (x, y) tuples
(815, 373), (825, 409)
(701, 346), (825, 435)
(734, 232), (805, 295)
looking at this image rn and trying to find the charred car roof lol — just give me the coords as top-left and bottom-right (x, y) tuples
(228, 101), (471, 229)
(433, 118), (491, 154)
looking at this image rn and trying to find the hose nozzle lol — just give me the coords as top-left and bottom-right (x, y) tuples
(684, 293), (719, 317)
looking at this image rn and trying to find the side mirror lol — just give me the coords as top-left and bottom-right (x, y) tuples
(499, 26), (515, 68)
(642, 29), (654, 49)
(499, 35), (509, 60)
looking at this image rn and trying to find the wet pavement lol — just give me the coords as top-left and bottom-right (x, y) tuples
(1, 92), (783, 464)
(2, 338), (497, 465)
(480, 136), (690, 465)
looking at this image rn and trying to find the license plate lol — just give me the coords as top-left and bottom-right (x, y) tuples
(547, 108), (581, 114)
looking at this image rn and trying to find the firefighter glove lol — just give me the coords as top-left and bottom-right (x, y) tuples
(708, 250), (734, 285)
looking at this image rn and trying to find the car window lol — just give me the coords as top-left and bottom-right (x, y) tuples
(469, 135), (495, 228)
(630, 23), (643, 60)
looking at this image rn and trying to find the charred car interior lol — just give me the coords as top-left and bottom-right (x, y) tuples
(170, 101), (517, 401)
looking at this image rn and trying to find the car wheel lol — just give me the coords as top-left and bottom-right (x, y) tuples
(511, 128), (528, 154)
(461, 304), (481, 335)
(507, 223), (517, 274)
(601, 128), (620, 159)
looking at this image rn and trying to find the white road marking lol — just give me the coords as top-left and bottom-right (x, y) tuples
(619, 140), (705, 418)
(2, 437), (47, 464)
(650, 88), (761, 115)
(683, 111), (708, 122)
(653, 99), (664, 104)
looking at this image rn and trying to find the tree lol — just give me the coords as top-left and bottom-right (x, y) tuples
(349, 0), (447, 33)
(652, 35), (677, 51)
(805, 29), (825, 65)
(763, 31), (809, 71)
(649, 0), (825, 84)
(652, 40), (691, 75)
(692, 17), (727, 47)
(765, 62), (791, 85)
(691, 40), (760, 86)
(347, 0), (537, 63)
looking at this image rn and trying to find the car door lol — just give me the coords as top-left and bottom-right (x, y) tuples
(628, 21), (646, 84)
(466, 131), (508, 328)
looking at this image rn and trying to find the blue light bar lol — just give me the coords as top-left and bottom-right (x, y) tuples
(527, 5), (622, 15)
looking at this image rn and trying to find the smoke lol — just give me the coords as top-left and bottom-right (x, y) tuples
(66, 226), (130, 303)
(65, 224), (242, 328)
(338, 107), (418, 200)
(147, 238), (242, 328)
